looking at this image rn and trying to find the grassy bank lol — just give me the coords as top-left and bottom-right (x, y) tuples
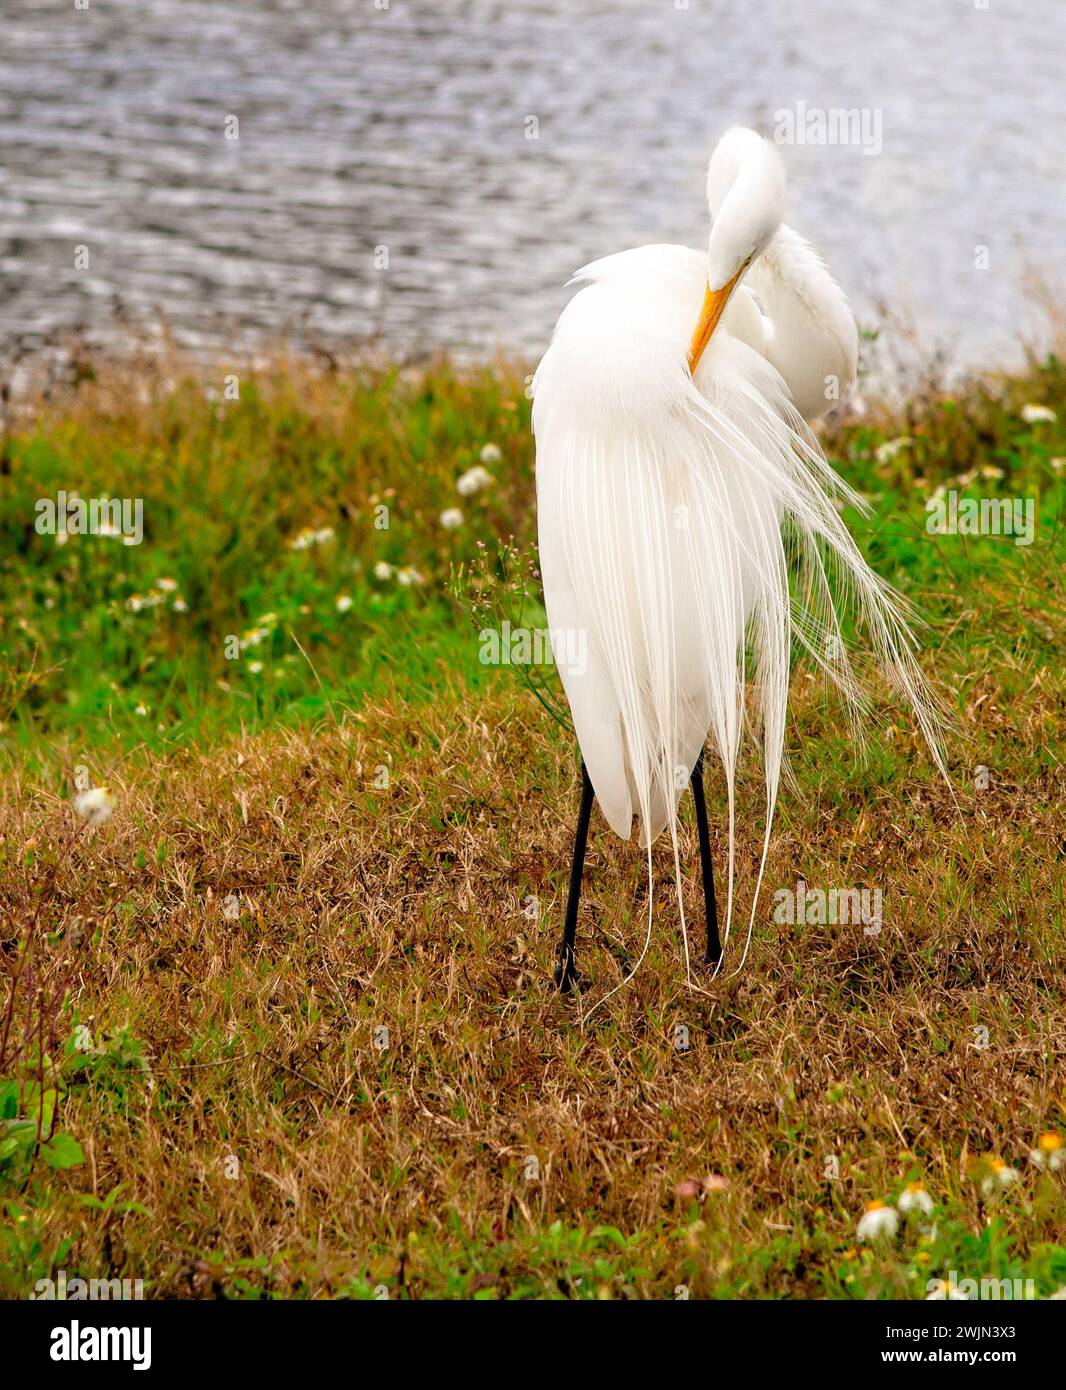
(1, 348), (1064, 1298)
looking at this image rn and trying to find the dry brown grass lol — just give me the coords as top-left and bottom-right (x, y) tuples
(2, 669), (1063, 1298)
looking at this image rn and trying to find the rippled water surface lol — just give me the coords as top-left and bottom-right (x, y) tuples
(1, 0), (1062, 364)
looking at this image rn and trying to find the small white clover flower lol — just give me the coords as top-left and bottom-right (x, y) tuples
(335, 593), (353, 613)
(1029, 1132), (1064, 1172)
(290, 526), (335, 550)
(875, 436), (912, 463)
(154, 577), (178, 592)
(134, 704), (148, 717)
(373, 561), (393, 580)
(247, 660), (263, 674)
(126, 592), (162, 613)
(980, 1158), (1021, 1197)
(897, 1182), (935, 1216)
(73, 786), (114, 827)
(396, 567), (424, 587)
(856, 1200), (898, 1241)
(173, 597), (188, 613)
(457, 464), (493, 497)
(479, 443), (502, 464)
(440, 507), (464, 530)
(1021, 403), (1056, 424)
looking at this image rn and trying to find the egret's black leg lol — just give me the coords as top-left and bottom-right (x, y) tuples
(690, 750), (722, 967)
(555, 761), (594, 992)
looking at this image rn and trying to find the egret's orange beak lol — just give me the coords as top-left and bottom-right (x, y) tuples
(686, 270), (741, 376)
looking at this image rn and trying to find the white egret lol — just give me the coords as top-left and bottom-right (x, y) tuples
(533, 126), (945, 994)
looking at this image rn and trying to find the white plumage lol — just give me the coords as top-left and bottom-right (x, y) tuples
(533, 127), (944, 981)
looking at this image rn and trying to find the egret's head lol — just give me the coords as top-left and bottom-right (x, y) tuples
(688, 127), (785, 374)
(705, 126), (785, 287)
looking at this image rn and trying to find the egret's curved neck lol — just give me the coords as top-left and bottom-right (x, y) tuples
(689, 132), (785, 375)
(705, 137), (785, 291)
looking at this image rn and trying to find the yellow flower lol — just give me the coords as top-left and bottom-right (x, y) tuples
(1030, 1132), (1064, 1172)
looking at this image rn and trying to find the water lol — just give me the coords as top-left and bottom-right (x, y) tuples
(1, 0), (1062, 367)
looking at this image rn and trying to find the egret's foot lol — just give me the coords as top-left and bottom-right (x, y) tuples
(553, 943), (584, 993)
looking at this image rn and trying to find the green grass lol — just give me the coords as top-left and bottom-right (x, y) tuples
(1, 358), (531, 755)
(0, 348), (1064, 1299)
(2, 351), (1064, 764)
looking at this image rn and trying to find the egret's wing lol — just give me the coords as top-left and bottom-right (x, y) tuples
(536, 443), (633, 839)
(745, 223), (858, 422)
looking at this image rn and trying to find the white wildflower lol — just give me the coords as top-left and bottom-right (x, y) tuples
(335, 594), (353, 613)
(897, 1182), (935, 1216)
(980, 1159), (1021, 1197)
(373, 561), (393, 580)
(439, 507), (464, 530)
(289, 525), (336, 551)
(396, 566), (424, 587)
(457, 464), (493, 497)
(126, 592), (162, 613)
(479, 443), (502, 464)
(73, 786), (114, 827)
(856, 1200), (898, 1241)
(1029, 1133), (1064, 1172)
(1021, 403), (1056, 424)
(875, 436), (912, 463)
